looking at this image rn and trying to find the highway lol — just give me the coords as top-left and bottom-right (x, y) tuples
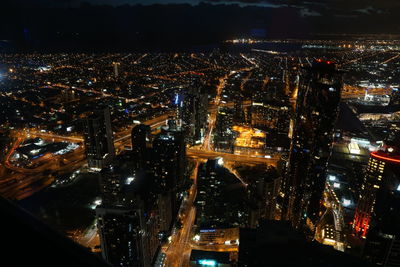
(0, 113), (173, 199)
(187, 148), (280, 166)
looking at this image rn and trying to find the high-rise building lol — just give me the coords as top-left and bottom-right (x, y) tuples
(131, 124), (151, 168)
(176, 87), (208, 145)
(250, 101), (290, 150)
(282, 60), (342, 234)
(250, 79), (291, 137)
(214, 107), (235, 153)
(352, 133), (400, 266)
(196, 159), (248, 228)
(239, 165), (282, 226)
(97, 207), (158, 267)
(97, 157), (162, 267)
(83, 107), (115, 171)
(152, 125), (186, 216)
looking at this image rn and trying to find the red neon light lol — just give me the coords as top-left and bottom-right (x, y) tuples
(353, 211), (370, 238)
(371, 151), (400, 165)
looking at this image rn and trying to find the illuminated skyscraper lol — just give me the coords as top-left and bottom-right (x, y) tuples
(83, 107), (115, 170)
(282, 60), (342, 234)
(353, 134), (400, 266)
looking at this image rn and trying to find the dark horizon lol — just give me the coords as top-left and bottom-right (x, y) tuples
(1, 2), (400, 52)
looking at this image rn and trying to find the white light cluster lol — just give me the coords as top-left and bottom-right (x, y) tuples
(125, 175), (136, 185)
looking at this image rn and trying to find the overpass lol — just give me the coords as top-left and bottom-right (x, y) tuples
(187, 148), (280, 166)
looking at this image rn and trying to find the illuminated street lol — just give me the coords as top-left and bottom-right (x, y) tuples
(163, 161), (200, 267)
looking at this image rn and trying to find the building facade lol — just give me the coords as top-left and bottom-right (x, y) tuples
(353, 139), (400, 266)
(83, 107), (115, 171)
(97, 157), (162, 267)
(282, 60), (342, 234)
(152, 125), (186, 217)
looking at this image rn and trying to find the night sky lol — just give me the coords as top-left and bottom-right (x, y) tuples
(1, 0), (400, 52)
(6, 0), (400, 12)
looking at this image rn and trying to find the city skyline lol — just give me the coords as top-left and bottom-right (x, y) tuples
(1, 2), (400, 266)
